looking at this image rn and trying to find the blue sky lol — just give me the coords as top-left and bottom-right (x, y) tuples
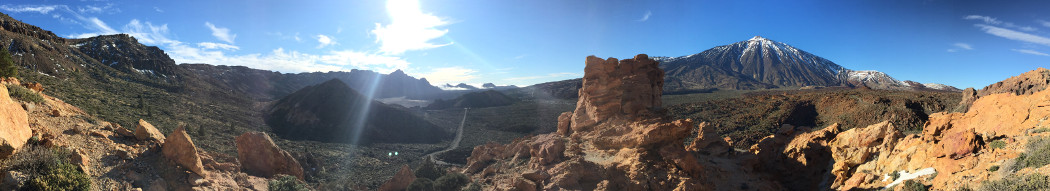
(1, 0), (1048, 88)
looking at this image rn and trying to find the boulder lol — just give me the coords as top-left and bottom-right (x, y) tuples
(0, 86), (32, 159)
(235, 132), (304, 179)
(528, 134), (566, 165)
(556, 112), (572, 136)
(686, 122), (731, 156)
(21, 82), (42, 92)
(135, 119), (165, 144)
(378, 165), (416, 191)
(828, 121), (901, 189)
(162, 125), (206, 176)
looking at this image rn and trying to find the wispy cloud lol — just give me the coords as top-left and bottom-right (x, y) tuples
(0, 5), (59, 14)
(371, 0), (452, 55)
(153, 7), (163, 13)
(965, 15), (1037, 32)
(316, 34), (336, 48)
(1012, 49), (1050, 56)
(974, 24), (1050, 47)
(420, 66), (478, 85)
(197, 42), (239, 51)
(1040, 20), (1050, 28)
(637, 10), (652, 22)
(204, 22), (236, 44)
(947, 42), (973, 52)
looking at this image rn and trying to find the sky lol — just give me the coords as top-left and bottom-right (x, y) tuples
(1, 0), (1048, 89)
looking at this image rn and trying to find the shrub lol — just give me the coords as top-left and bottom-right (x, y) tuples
(889, 171), (901, 181)
(268, 174), (310, 191)
(1033, 128), (1050, 134)
(990, 140), (1006, 150)
(6, 85), (44, 104)
(26, 162), (91, 191)
(462, 182), (482, 191)
(1, 145), (90, 191)
(415, 160), (445, 180)
(979, 173), (1050, 191)
(435, 172), (471, 191)
(988, 165), (1000, 172)
(407, 178), (435, 191)
(1016, 137), (1050, 169)
(0, 48), (16, 78)
(900, 180), (927, 191)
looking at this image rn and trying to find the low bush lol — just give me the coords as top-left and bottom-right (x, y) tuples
(1, 145), (90, 191)
(462, 182), (482, 191)
(435, 172), (471, 191)
(1015, 137), (1050, 170)
(415, 160), (445, 180)
(6, 84), (44, 103)
(988, 165), (1000, 172)
(407, 178), (435, 191)
(990, 140), (1006, 150)
(979, 173), (1050, 191)
(900, 180), (927, 191)
(268, 174), (310, 191)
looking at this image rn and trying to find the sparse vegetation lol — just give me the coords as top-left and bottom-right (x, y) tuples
(415, 159), (445, 180)
(990, 140), (1007, 150)
(978, 173), (1050, 191)
(2, 145), (90, 191)
(1033, 128), (1050, 134)
(1014, 137), (1050, 170)
(890, 171), (901, 181)
(6, 84), (44, 103)
(435, 172), (471, 191)
(268, 174), (311, 191)
(0, 48), (16, 78)
(407, 178), (436, 191)
(900, 180), (927, 191)
(462, 182), (482, 191)
(988, 165), (1000, 172)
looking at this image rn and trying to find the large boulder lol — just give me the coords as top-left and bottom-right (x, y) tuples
(235, 132), (304, 179)
(135, 119), (165, 144)
(162, 125), (205, 176)
(686, 122), (731, 156)
(828, 121), (901, 189)
(571, 54), (664, 131)
(378, 165), (416, 191)
(0, 86), (31, 158)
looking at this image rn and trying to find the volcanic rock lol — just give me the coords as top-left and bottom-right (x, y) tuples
(162, 125), (206, 176)
(378, 165), (415, 191)
(828, 121), (901, 189)
(956, 67), (1050, 112)
(686, 122), (731, 156)
(571, 54), (664, 131)
(135, 119), (165, 144)
(0, 85), (31, 158)
(235, 132), (304, 179)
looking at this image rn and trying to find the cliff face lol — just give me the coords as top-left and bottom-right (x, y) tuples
(570, 54), (664, 131)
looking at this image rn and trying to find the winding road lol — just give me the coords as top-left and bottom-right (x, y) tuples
(425, 107), (467, 166)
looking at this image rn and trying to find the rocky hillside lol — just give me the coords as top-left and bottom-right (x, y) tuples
(426, 90), (517, 110)
(266, 79), (448, 144)
(956, 67), (1050, 112)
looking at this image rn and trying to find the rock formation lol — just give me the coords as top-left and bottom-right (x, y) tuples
(235, 132), (305, 180)
(571, 54), (664, 130)
(378, 165), (416, 191)
(0, 84), (31, 159)
(135, 119), (166, 144)
(956, 67), (1050, 112)
(162, 125), (206, 176)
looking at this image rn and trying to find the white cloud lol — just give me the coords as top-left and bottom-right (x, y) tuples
(204, 22), (237, 44)
(197, 42), (239, 51)
(1039, 20), (1050, 28)
(637, 11), (652, 22)
(316, 34), (337, 48)
(1012, 49), (1050, 56)
(953, 43), (973, 50)
(420, 67), (478, 85)
(154, 7), (164, 13)
(975, 24), (1050, 47)
(964, 15), (1001, 25)
(0, 5), (58, 14)
(371, 0), (452, 55)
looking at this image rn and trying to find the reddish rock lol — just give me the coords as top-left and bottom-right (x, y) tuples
(957, 67), (1050, 112)
(70, 150), (90, 176)
(134, 119), (165, 144)
(162, 125), (206, 176)
(378, 165), (416, 191)
(686, 122), (731, 156)
(0, 86), (31, 159)
(235, 132), (304, 179)
(50, 109), (60, 117)
(463, 142), (505, 173)
(828, 121), (901, 189)
(21, 82), (42, 92)
(556, 112), (572, 136)
(571, 54), (664, 131)
(528, 134), (566, 165)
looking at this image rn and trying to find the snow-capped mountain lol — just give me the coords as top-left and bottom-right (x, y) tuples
(658, 36), (958, 92)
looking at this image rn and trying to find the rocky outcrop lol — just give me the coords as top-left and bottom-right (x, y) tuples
(162, 125), (206, 176)
(135, 119), (165, 144)
(235, 132), (305, 180)
(956, 67), (1050, 112)
(571, 54), (664, 130)
(686, 122), (731, 156)
(0, 85), (31, 159)
(378, 165), (416, 191)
